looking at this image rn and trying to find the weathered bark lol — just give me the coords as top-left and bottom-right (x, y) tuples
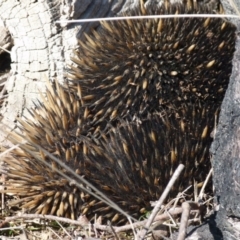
(0, 0), (132, 144)
(210, 1), (240, 239)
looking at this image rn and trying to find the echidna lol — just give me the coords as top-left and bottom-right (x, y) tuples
(1, 81), (95, 220)
(0, 0), (236, 226)
(2, 102), (218, 225)
(81, 103), (219, 224)
(67, 1), (236, 130)
(15, 80), (93, 160)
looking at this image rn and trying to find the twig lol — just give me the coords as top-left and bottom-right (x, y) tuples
(0, 207), (184, 233)
(137, 164), (185, 239)
(0, 143), (24, 158)
(0, 46), (11, 54)
(1, 173), (5, 216)
(177, 201), (200, 240)
(108, 221), (119, 240)
(0, 84), (6, 98)
(47, 226), (62, 239)
(0, 94), (8, 100)
(55, 220), (72, 238)
(55, 14), (240, 24)
(198, 168), (213, 200)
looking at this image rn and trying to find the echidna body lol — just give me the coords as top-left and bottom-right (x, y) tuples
(2, 103), (218, 225)
(2, 81), (94, 220)
(82, 104), (219, 221)
(16, 80), (92, 163)
(68, 2), (235, 129)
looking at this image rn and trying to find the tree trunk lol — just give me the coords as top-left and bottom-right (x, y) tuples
(211, 1), (240, 239)
(0, 0), (133, 144)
